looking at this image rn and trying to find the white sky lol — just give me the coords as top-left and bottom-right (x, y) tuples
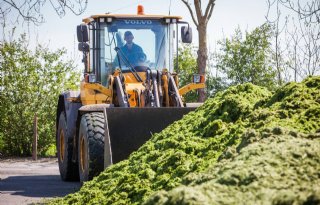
(0, 0), (275, 78)
(21, 0), (268, 57)
(3, 0), (317, 82)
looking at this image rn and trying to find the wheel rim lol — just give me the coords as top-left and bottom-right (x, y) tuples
(80, 135), (86, 173)
(59, 129), (65, 161)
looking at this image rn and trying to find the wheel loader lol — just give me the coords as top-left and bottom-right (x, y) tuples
(56, 5), (205, 183)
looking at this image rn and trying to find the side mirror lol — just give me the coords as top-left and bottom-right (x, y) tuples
(77, 24), (89, 42)
(78, 42), (89, 52)
(181, 26), (192, 43)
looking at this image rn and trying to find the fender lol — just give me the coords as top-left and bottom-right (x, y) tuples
(78, 104), (113, 113)
(56, 91), (82, 162)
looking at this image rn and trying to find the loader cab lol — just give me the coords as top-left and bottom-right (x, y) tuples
(78, 11), (192, 86)
(100, 18), (174, 86)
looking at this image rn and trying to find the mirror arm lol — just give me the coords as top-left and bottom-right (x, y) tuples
(82, 51), (88, 73)
(177, 21), (190, 30)
(176, 23), (179, 73)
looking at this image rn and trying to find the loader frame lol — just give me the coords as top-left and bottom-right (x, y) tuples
(56, 7), (205, 182)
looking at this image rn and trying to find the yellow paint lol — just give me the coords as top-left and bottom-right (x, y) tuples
(80, 81), (111, 105)
(122, 72), (147, 83)
(83, 83), (112, 96)
(179, 83), (205, 96)
(83, 14), (182, 23)
(127, 90), (138, 107)
(80, 69), (206, 107)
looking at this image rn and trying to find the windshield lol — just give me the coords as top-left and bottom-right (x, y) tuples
(99, 19), (174, 85)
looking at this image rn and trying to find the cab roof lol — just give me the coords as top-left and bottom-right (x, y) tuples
(82, 14), (182, 24)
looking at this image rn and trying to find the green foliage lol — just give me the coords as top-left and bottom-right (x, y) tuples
(216, 24), (277, 90)
(175, 44), (197, 88)
(205, 75), (228, 98)
(0, 35), (80, 156)
(174, 43), (198, 102)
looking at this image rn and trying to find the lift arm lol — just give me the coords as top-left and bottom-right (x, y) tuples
(179, 83), (205, 96)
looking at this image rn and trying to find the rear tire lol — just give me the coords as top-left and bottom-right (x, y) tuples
(78, 112), (105, 182)
(57, 112), (79, 181)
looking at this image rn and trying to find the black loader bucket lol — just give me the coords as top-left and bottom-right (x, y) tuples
(103, 107), (196, 168)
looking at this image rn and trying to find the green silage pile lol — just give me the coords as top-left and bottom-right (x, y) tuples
(145, 128), (320, 205)
(51, 76), (320, 205)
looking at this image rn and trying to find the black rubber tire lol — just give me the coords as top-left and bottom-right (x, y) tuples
(57, 112), (79, 181)
(78, 112), (105, 182)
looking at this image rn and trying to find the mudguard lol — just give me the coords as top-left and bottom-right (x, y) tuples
(56, 91), (82, 145)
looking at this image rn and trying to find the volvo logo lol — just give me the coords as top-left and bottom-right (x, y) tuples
(124, 20), (153, 25)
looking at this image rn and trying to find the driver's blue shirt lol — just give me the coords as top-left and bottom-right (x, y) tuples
(120, 43), (145, 66)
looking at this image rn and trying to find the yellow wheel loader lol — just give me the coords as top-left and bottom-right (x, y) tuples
(56, 6), (205, 182)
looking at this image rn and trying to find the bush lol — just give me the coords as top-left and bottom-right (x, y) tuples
(0, 35), (80, 156)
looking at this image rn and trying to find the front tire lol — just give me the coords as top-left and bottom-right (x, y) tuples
(78, 112), (105, 182)
(57, 112), (79, 181)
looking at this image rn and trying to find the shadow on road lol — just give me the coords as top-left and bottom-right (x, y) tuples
(0, 175), (80, 198)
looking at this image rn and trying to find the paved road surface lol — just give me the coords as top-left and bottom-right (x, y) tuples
(0, 158), (80, 205)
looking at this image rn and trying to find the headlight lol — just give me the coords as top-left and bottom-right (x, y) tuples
(193, 74), (201, 83)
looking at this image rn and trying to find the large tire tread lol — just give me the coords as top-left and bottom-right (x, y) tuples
(78, 112), (105, 182)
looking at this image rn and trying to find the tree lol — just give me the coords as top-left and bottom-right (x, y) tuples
(277, 0), (320, 23)
(0, 35), (79, 156)
(0, 0), (88, 25)
(181, 0), (216, 102)
(215, 24), (277, 90)
(266, 0), (320, 82)
(175, 43), (226, 102)
(266, 0), (287, 85)
(175, 43), (198, 102)
(206, 52), (228, 97)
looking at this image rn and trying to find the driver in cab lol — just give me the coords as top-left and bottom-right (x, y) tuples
(118, 31), (146, 67)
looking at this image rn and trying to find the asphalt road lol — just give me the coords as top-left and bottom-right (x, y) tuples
(0, 158), (80, 205)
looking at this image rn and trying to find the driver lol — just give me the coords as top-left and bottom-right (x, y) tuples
(119, 31), (146, 66)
